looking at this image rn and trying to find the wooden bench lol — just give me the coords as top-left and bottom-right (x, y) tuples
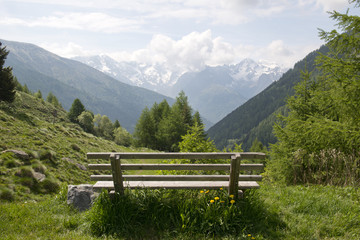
(87, 152), (265, 198)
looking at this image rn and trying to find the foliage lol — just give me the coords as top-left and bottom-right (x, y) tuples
(113, 127), (133, 147)
(0, 42), (16, 103)
(68, 98), (85, 123)
(268, 2), (360, 186)
(178, 123), (217, 153)
(46, 91), (61, 108)
(134, 91), (201, 151)
(88, 188), (281, 239)
(78, 111), (94, 133)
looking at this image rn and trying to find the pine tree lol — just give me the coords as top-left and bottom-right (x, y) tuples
(68, 98), (85, 123)
(0, 42), (16, 102)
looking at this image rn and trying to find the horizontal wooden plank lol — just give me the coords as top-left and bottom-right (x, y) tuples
(87, 152), (265, 160)
(93, 181), (259, 190)
(90, 174), (262, 182)
(88, 163), (264, 171)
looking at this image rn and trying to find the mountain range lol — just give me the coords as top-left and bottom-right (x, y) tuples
(74, 55), (285, 125)
(207, 45), (329, 150)
(2, 39), (173, 132)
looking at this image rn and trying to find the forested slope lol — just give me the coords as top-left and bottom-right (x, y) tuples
(207, 45), (329, 150)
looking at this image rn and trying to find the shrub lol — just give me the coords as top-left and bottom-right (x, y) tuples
(0, 187), (15, 201)
(40, 177), (60, 193)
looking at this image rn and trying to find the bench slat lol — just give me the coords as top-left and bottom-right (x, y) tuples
(88, 163), (264, 171)
(87, 152), (265, 160)
(90, 174), (262, 181)
(93, 181), (259, 190)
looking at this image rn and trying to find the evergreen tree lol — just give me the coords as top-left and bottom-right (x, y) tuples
(0, 42), (16, 103)
(68, 98), (85, 123)
(269, 0), (360, 185)
(133, 107), (156, 148)
(34, 90), (42, 99)
(113, 120), (121, 129)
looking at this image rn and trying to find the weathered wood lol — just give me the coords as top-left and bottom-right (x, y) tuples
(88, 163), (264, 171)
(90, 174), (262, 182)
(110, 154), (124, 194)
(87, 152), (265, 160)
(228, 154), (241, 197)
(93, 181), (259, 190)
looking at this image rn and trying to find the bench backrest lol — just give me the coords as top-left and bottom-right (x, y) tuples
(87, 152), (265, 197)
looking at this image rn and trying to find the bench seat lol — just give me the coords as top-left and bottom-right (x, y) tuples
(93, 180), (260, 190)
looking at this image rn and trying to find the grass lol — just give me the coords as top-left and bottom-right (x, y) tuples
(0, 183), (359, 239)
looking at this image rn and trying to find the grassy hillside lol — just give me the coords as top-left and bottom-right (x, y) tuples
(0, 91), (359, 239)
(0, 91), (137, 201)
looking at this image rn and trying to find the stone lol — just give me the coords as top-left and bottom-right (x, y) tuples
(67, 184), (98, 211)
(33, 172), (46, 182)
(2, 149), (29, 160)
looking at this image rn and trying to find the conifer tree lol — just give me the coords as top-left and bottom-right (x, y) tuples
(68, 98), (85, 123)
(0, 42), (16, 102)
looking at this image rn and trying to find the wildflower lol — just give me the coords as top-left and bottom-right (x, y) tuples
(210, 200), (215, 203)
(220, 187), (223, 190)
(214, 197), (220, 201)
(230, 200), (235, 204)
(205, 190), (209, 194)
(229, 194), (234, 199)
(248, 234), (252, 237)
(200, 190), (204, 193)
(252, 237), (255, 240)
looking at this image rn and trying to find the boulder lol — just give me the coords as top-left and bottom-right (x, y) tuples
(67, 184), (98, 211)
(2, 149), (29, 160)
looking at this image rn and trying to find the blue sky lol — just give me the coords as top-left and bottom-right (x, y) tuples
(0, 0), (357, 71)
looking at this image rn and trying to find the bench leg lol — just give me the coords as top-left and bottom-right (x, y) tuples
(228, 154), (241, 199)
(110, 154), (124, 195)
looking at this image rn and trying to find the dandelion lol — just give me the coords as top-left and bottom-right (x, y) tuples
(230, 200), (235, 204)
(229, 194), (234, 199)
(248, 234), (252, 237)
(200, 190), (204, 193)
(210, 200), (215, 203)
(214, 197), (220, 201)
(220, 187), (223, 190)
(252, 237), (255, 240)
(205, 190), (209, 194)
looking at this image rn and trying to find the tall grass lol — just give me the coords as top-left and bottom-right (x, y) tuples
(88, 188), (284, 239)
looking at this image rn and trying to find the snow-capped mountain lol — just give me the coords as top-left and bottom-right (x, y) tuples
(73, 55), (286, 126)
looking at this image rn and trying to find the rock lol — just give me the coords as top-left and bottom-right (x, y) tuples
(33, 172), (46, 182)
(63, 158), (87, 170)
(67, 184), (98, 211)
(2, 149), (29, 160)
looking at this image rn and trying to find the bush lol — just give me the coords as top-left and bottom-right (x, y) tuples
(0, 187), (15, 201)
(40, 177), (60, 193)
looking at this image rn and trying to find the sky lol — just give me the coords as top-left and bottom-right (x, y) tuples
(0, 0), (358, 72)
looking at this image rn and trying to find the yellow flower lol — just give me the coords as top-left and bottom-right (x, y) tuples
(229, 194), (234, 199)
(205, 190), (210, 194)
(220, 187), (223, 190)
(220, 201), (225, 203)
(210, 200), (215, 203)
(200, 190), (204, 193)
(230, 200), (235, 204)
(252, 237), (255, 240)
(214, 197), (220, 201)
(248, 234), (252, 237)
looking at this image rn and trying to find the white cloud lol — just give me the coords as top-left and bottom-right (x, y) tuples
(40, 42), (98, 58)
(0, 12), (143, 33)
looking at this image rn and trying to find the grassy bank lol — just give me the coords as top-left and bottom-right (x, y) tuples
(1, 183), (359, 239)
